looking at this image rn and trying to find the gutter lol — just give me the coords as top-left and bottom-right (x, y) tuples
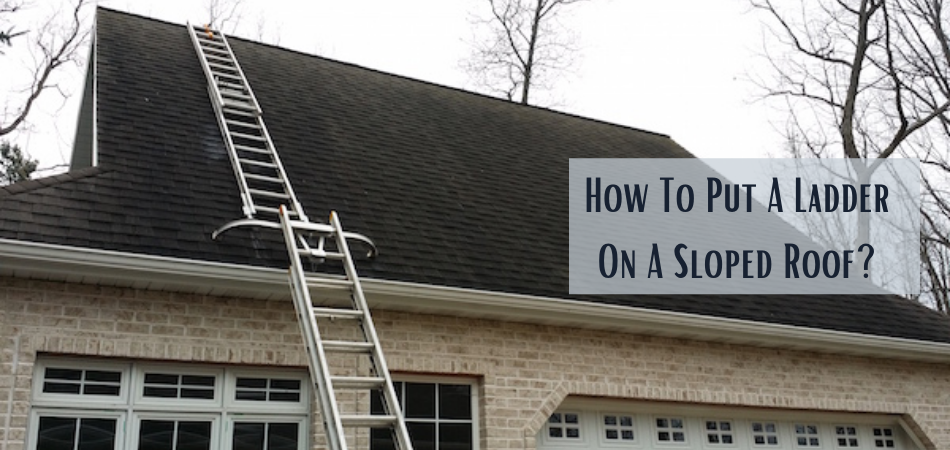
(1, 238), (949, 363)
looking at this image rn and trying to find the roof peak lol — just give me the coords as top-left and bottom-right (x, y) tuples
(94, 6), (671, 140)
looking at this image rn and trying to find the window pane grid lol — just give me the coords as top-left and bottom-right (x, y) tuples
(42, 368), (122, 397)
(705, 420), (734, 445)
(751, 422), (780, 446)
(371, 381), (475, 450)
(143, 373), (215, 400)
(547, 412), (581, 440)
(835, 425), (860, 448)
(873, 427), (896, 448)
(232, 422), (299, 450)
(32, 360), (308, 450)
(235, 378), (302, 403)
(602, 414), (635, 442)
(795, 424), (821, 447)
(655, 417), (686, 443)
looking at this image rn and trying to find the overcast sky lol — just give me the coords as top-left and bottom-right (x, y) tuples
(1, 0), (784, 175)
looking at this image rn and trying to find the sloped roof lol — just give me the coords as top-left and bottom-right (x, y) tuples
(1, 8), (948, 344)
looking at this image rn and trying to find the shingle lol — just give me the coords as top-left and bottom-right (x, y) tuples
(0, 7), (946, 344)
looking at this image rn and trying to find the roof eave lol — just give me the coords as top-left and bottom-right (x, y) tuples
(1, 238), (948, 363)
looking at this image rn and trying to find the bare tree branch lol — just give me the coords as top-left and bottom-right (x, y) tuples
(206, 0), (244, 34)
(752, 0), (950, 311)
(464, 0), (588, 105)
(0, 0), (89, 138)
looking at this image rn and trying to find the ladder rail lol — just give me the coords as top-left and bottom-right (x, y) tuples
(212, 91), (258, 217)
(281, 206), (347, 450)
(256, 114), (309, 221)
(216, 28), (307, 220)
(187, 23), (227, 110)
(188, 22), (308, 220)
(192, 22), (412, 450)
(329, 212), (414, 450)
(188, 22), (256, 217)
(215, 30), (263, 115)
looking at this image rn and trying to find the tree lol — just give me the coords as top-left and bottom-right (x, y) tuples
(206, 0), (245, 34)
(464, 0), (588, 105)
(0, 1), (27, 54)
(0, 140), (36, 184)
(0, 0), (90, 138)
(751, 0), (950, 312)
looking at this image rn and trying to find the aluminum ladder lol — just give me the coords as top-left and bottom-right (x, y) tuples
(190, 23), (414, 450)
(187, 22), (307, 221)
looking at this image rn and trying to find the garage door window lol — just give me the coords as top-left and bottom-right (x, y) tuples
(28, 358), (308, 450)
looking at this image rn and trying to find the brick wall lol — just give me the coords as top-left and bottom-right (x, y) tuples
(2, 276), (949, 450)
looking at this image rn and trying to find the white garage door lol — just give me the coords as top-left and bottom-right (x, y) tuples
(537, 402), (919, 450)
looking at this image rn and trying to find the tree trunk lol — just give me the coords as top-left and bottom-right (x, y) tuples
(521, 0), (544, 105)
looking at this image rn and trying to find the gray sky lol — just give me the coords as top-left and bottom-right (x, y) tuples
(1, 0), (783, 175)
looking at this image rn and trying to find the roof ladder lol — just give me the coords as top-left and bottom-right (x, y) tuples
(189, 23), (414, 450)
(187, 22), (306, 221)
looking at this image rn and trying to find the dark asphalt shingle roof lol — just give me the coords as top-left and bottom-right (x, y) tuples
(1, 8), (948, 344)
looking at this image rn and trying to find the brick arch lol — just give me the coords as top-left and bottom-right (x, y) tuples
(522, 382), (570, 449)
(899, 413), (937, 450)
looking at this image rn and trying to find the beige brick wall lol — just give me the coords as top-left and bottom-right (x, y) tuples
(2, 276), (949, 450)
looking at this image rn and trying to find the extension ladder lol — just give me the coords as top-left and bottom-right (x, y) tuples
(187, 22), (307, 221)
(189, 23), (414, 450)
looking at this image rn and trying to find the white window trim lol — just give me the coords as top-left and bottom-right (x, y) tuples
(871, 425), (901, 449)
(793, 423), (823, 448)
(29, 357), (311, 450)
(223, 414), (310, 450)
(540, 410), (588, 448)
(831, 424), (864, 449)
(224, 367), (310, 414)
(596, 410), (641, 448)
(391, 374), (481, 450)
(700, 418), (738, 449)
(540, 400), (923, 450)
(27, 408), (127, 450)
(653, 415), (690, 447)
(130, 411), (221, 450)
(31, 358), (132, 407)
(750, 420), (783, 448)
(132, 363), (225, 410)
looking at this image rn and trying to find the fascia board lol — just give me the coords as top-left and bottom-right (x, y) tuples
(1, 238), (949, 363)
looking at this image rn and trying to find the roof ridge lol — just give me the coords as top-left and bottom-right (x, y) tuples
(0, 166), (107, 197)
(95, 6), (673, 141)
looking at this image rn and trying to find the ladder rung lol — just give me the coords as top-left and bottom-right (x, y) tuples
(323, 340), (372, 353)
(332, 376), (385, 389)
(222, 107), (257, 117)
(218, 81), (246, 90)
(297, 249), (345, 260)
(201, 44), (228, 54)
(244, 173), (284, 183)
(234, 144), (270, 155)
(239, 158), (276, 168)
(340, 415), (397, 428)
(207, 61), (239, 72)
(214, 72), (243, 81)
(197, 36), (226, 47)
(249, 188), (289, 199)
(224, 100), (257, 111)
(310, 307), (362, 319)
(192, 26), (219, 35)
(203, 46), (231, 55)
(204, 53), (233, 63)
(256, 205), (299, 215)
(222, 90), (251, 100)
(226, 118), (259, 128)
(231, 132), (266, 141)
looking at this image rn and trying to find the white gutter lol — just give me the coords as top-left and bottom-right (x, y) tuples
(1, 238), (949, 363)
